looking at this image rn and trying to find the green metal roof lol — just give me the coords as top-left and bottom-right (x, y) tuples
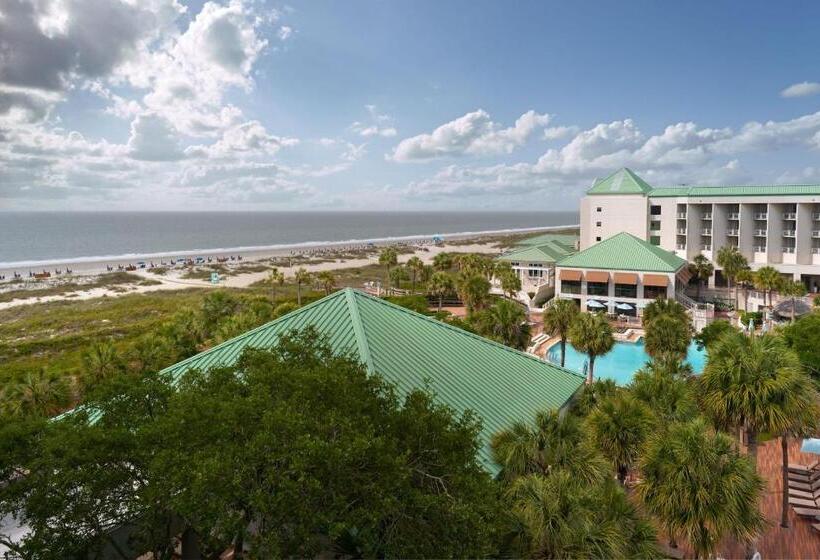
(516, 233), (579, 247)
(649, 184), (820, 198)
(497, 239), (577, 264)
(162, 288), (585, 472)
(556, 232), (687, 273)
(586, 168), (653, 195)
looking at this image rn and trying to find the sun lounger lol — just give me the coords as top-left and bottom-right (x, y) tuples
(789, 488), (820, 500)
(789, 479), (820, 492)
(793, 507), (820, 518)
(813, 523), (820, 533)
(790, 461), (820, 472)
(789, 471), (820, 484)
(789, 497), (819, 508)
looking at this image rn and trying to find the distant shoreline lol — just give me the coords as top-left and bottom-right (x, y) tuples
(0, 224), (579, 276)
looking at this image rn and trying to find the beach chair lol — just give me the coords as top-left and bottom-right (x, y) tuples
(789, 488), (820, 500)
(793, 507), (820, 518)
(789, 478), (820, 492)
(789, 496), (819, 508)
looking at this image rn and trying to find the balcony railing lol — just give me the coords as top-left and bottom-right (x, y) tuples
(702, 213), (713, 220)
(783, 230), (796, 237)
(814, 247), (820, 254)
(701, 228), (712, 235)
(754, 213), (768, 220)
(650, 214), (661, 221)
(727, 212), (740, 220)
(754, 229), (767, 236)
(676, 244), (686, 250)
(702, 244), (712, 251)
(783, 212), (797, 220)
(754, 246), (767, 253)
(783, 247), (796, 254)
(813, 213), (820, 221)
(726, 229), (739, 236)
(676, 228), (687, 235)
(813, 230), (820, 238)
(676, 212), (687, 219)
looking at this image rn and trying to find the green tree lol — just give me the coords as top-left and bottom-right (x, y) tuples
(456, 272), (491, 314)
(568, 312), (614, 384)
(0, 369), (70, 417)
(570, 378), (620, 417)
(689, 254), (714, 300)
(81, 339), (124, 384)
(379, 247), (398, 291)
(427, 271), (455, 312)
(781, 280), (807, 323)
(642, 298), (689, 327)
(267, 268), (285, 301)
(782, 313), (820, 381)
(497, 267), (522, 300)
(472, 299), (530, 349)
(693, 319), (738, 351)
(542, 298), (579, 367)
(405, 256), (424, 292)
(316, 270), (336, 296)
(200, 291), (239, 337)
(643, 314), (692, 361)
(432, 252), (453, 271)
(735, 267), (755, 312)
(585, 393), (654, 485)
(754, 265), (782, 307)
(294, 267), (311, 305)
(716, 245), (748, 311)
(630, 358), (697, 425)
(127, 333), (172, 376)
(638, 419), (764, 559)
(389, 266), (409, 290)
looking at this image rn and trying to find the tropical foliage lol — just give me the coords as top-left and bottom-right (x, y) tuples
(542, 298), (578, 367)
(568, 312), (614, 383)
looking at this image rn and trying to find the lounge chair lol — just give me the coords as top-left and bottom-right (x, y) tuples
(789, 470), (820, 484)
(789, 488), (820, 500)
(790, 460), (820, 472)
(792, 507), (820, 518)
(789, 479), (820, 492)
(789, 496), (819, 508)
(813, 523), (820, 533)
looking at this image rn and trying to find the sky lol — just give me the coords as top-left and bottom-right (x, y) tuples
(1, 0), (820, 211)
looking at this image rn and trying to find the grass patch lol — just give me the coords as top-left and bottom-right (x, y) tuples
(0, 272), (150, 304)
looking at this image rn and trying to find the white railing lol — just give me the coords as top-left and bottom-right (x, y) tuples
(702, 244), (712, 251)
(676, 244), (686, 250)
(783, 230), (796, 237)
(783, 212), (797, 220)
(812, 231), (820, 238)
(813, 213), (820, 221)
(813, 247), (820, 254)
(754, 213), (768, 220)
(726, 229), (739, 236)
(783, 247), (796, 254)
(650, 214), (661, 221)
(701, 228), (712, 235)
(677, 228), (687, 235)
(703, 213), (713, 220)
(754, 229), (767, 236)
(728, 212), (740, 220)
(676, 212), (687, 219)
(754, 246), (767, 253)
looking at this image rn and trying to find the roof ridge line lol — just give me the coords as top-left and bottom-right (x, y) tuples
(344, 288), (375, 374)
(350, 289), (586, 380)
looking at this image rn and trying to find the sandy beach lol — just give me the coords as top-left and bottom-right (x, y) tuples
(0, 225), (578, 310)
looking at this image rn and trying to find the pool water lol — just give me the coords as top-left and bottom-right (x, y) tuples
(546, 339), (706, 385)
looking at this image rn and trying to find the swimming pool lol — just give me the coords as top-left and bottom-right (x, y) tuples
(546, 338), (706, 385)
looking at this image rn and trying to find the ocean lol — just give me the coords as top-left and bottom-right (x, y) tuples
(0, 211), (578, 267)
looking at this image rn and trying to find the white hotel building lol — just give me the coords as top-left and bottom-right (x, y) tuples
(579, 168), (820, 292)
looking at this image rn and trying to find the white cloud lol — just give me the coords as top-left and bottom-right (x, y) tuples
(543, 125), (579, 140)
(390, 109), (551, 162)
(277, 26), (293, 41)
(185, 121), (299, 159)
(781, 82), (820, 98)
(350, 105), (397, 137)
(127, 113), (185, 161)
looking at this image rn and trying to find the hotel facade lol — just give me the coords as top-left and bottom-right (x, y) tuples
(578, 168), (820, 292)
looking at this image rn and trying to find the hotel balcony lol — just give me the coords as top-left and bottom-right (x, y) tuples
(726, 229), (739, 236)
(727, 212), (740, 220)
(783, 212), (797, 220)
(676, 244), (686, 250)
(754, 245), (767, 253)
(783, 230), (796, 237)
(754, 212), (768, 220)
(812, 230), (820, 238)
(813, 212), (820, 221)
(702, 244), (712, 251)
(676, 228), (687, 235)
(754, 229), (767, 236)
(650, 214), (661, 221)
(701, 228), (712, 235)
(813, 247), (820, 255)
(676, 212), (687, 219)
(783, 247), (796, 254)
(702, 213), (713, 220)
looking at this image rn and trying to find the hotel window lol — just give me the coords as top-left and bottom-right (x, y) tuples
(595, 236), (601, 242)
(614, 283), (637, 298)
(650, 205), (661, 215)
(596, 207), (602, 212)
(643, 285), (667, 300)
(650, 236), (660, 246)
(596, 221), (602, 227)
(562, 280), (582, 294)
(587, 282), (608, 296)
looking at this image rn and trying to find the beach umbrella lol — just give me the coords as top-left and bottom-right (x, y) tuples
(615, 302), (634, 311)
(586, 300), (605, 309)
(801, 438), (820, 455)
(748, 318), (754, 334)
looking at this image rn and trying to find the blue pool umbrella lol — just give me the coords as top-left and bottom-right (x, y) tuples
(586, 300), (605, 309)
(615, 302), (634, 311)
(801, 438), (820, 455)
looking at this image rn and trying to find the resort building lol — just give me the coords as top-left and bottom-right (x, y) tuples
(580, 168), (820, 292)
(161, 288), (585, 473)
(555, 232), (694, 321)
(494, 233), (578, 302)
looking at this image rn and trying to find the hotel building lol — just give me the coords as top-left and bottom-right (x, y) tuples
(578, 168), (820, 292)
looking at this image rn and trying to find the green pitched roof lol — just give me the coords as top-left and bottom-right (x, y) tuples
(516, 233), (579, 247)
(556, 232), (687, 273)
(497, 239), (577, 264)
(587, 168), (653, 195)
(162, 288), (584, 472)
(649, 184), (820, 197)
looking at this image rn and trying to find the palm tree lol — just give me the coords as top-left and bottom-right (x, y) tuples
(294, 267), (311, 305)
(267, 268), (285, 301)
(316, 270), (335, 296)
(637, 418), (764, 559)
(754, 265), (782, 307)
(405, 256), (424, 292)
(643, 314), (692, 361)
(641, 298), (689, 327)
(456, 272), (491, 314)
(4, 369), (70, 417)
(568, 312), (614, 384)
(491, 409), (609, 484)
(432, 252), (453, 271)
(82, 340), (123, 384)
(542, 298), (579, 367)
(735, 267), (755, 312)
(630, 358), (697, 425)
(427, 272), (454, 312)
(716, 245), (748, 311)
(586, 393), (654, 485)
(781, 280), (807, 323)
(689, 254), (714, 300)
(478, 299), (530, 349)
(378, 247), (398, 291)
(497, 268), (522, 300)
